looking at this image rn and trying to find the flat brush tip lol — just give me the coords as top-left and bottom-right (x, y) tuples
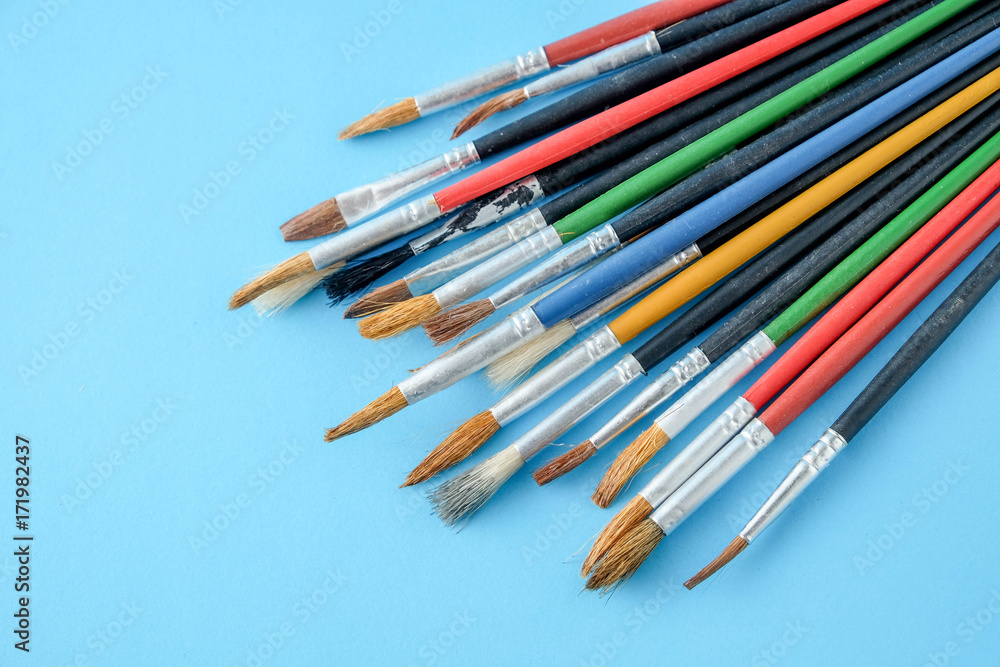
(684, 537), (749, 590)
(581, 495), (653, 577)
(358, 293), (441, 340)
(280, 198), (345, 241)
(403, 411), (500, 486)
(344, 279), (413, 319)
(324, 386), (407, 441)
(452, 89), (527, 139)
(585, 519), (664, 593)
(423, 299), (495, 345)
(229, 252), (314, 310)
(339, 98), (420, 140)
(533, 441), (596, 486)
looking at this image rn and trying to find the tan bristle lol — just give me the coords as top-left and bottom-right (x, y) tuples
(358, 294), (441, 340)
(324, 386), (406, 441)
(423, 299), (495, 345)
(582, 495), (653, 577)
(251, 263), (342, 316)
(585, 518), (664, 593)
(339, 98), (420, 140)
(533, 440), (596, 486)
(452, 89), (528, 139)
(402, 411), (500, 487)
(229, 252), (314, 310)
(344, 279), (413, 319)
(684, 536), (749, 590)
(279, 198), (345, 241)
(484, 320), (574, 390)
(592, 425), (668, 509)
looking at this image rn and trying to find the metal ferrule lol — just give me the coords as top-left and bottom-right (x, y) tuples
(590, 346), (711, 452)
(407, 176), (544, 256)
(335, 143), (479, 226)
(654, 331), (776, 439)
(511, 354), (645, 461)
(491, 326), (623, 425)
(523, 32), (661, 99)
(740, 428), (848, 543)
(405, 208), (549, 295)
(414, 47), (550, 115)
(490, 224), (622, 309)
(432, 225), (564, 309)
(308, 196), (442, 269)
(651, 418), (775, 537)
(568, 243), (702, 329)
(397, 307), (546, 404)
(639, 396), (756, 507)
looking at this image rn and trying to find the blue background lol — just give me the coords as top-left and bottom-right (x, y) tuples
(3, 0), (1000, 664)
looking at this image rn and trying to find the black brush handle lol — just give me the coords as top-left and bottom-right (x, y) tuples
(832, 238), (1000, 441)
(535, 0), (931, 223)
(653, 0), (789, 50)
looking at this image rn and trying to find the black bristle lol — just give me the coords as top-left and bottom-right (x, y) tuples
(323, 244), (415, 305)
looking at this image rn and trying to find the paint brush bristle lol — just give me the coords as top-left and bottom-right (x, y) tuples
(428, 445), (524, 526)
(358, 294), (441, 340)
(229, 252), (315, 310)
(484, 320), (574, 389)
(280, 197), (346, 241)
(325, 386), (407, 441)
(344, 279), (413, 319)
(581, 495), (653, 576)
(592, 425), (667, 508)
(402, 411), (500, 487)
(423, 299), (495, 345)
(585, 518), (664, 594)
(339, 98), (420, 140)
(452, 90), (528, 139)
(532, 440), (596, 486)
(252, 263), (342, 316)
(684, 536), (749, 589)
(323, 245), (415, 305)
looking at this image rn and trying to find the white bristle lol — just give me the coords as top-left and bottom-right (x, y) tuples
(428, 445), (524, 526)
(483, 320), (576, 390)
(251, 263), (342, 316)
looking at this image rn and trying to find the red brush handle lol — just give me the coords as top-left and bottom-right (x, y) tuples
(544, 0), (731, 66)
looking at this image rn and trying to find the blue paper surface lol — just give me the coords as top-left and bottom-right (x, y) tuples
(3, 0), (1000, 664)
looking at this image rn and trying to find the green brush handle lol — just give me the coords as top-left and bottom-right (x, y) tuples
(551, 0), (980, 241)
(764, 128), (1000, 345)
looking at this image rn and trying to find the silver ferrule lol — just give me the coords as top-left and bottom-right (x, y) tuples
(414, 47), (550, 115)
(405, 208), (548, 295)
(639, 396), (756, 507)
(654, 331), (776, 439)
(407, 176), (544, 256)
(335, 143), (479, 226)
(524, 32), (660, 99)
(740, 428), (848, 544)
(432, 225), (564, 309)
(491, 224), (622, 309)
(590, 346), (711, 451)
(308, 196), (442, 269)
(651, 418), (775, 537)
(511, 354), (645, 461)
(569, 243), (702, 329)
(397, 307), (545, 404)
(491, 325), (623, 425)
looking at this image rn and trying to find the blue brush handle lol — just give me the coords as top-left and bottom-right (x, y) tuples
(530, 26), (1000, 329)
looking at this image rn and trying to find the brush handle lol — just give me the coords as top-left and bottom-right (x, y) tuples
(414, 48), (549, 115)
(526, 33), (661, 100)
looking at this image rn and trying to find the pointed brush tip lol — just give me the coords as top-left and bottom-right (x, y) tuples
(684, 537), (749, 590)
(339, 98), (420, 139)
